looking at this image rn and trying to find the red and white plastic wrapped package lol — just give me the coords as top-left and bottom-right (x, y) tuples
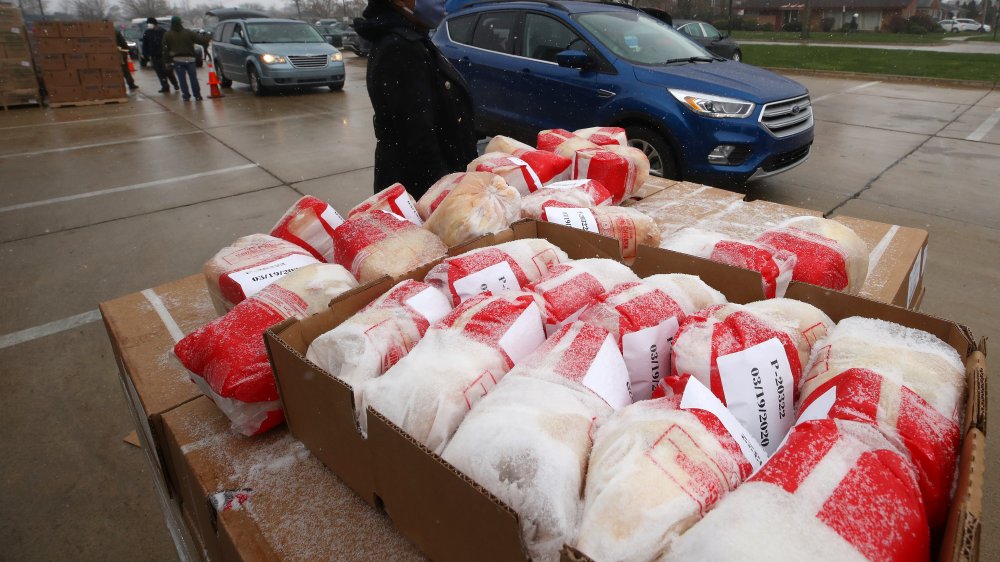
(578, 281), (688, 400)
(484, 135), (573, 183)
(332, 210), (448, 284)
(662, 227), (797, 299)
(423, 238), (569, 306)
(643, 273), (728, 315)
(203, 233), (320, 312)
(540, 203), (661, 261)
(305, 280), (453, 421)
(348, 183), (423, 226)
(756, 216), (869, 294)
(174, 264), (359, 435)
(537, 128), (583, 152)
(442, 322), (630, 562)
(416, 172), (465, 221)
(603, 144), (650, 193)
(484, 135), (534, 154)
(361, 291), (548, 451)
(467, 152), (543, 196)
(665, 419), (930, 562)
(423, 171), (521, 247)
(527, 258), (640, 335)
(576, 383), (762, 561)
(541, 179), (613, 206)
(572, 147), (638, 204)
(573, 126), (628, 147)
(269, 195), (344, 262)
(798, 316), (966, 528)
(520, 188), (595, 221)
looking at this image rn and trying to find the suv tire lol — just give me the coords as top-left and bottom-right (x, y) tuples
(626, 125), (679, 179)
(217, 63), (233, 88)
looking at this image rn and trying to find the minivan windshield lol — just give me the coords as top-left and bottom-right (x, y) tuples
(575, 11), (713, 65)
(246, 22), (325, 43)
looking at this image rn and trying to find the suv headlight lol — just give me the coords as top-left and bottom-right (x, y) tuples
(331, 52), (343, 62)
(669, 89), (755, 118)
(260, 53), (287, 64)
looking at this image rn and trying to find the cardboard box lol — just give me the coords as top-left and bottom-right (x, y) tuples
(78, 20), (113, 38)
(77, 67), (101, 87)
(100, 85), (125, 99)
(33, 20), (60, 38)
(42, 69), (80, 88)
(2, 40), (28, 59)
(63, 52), (88, 71)
(0, 25), (25, 43)
(834, 215), (929, 309)
(77, 35), (118, 54)
(37, 53), (64, 71)
(58, 21), (83, 38)
(2, 88), (39, 107)
(80, 82), (103, 100)
(45, 84), (82, 103)
(36, 37), (73, 55)
(99, 69), (121, 87)
(86, 52), (119, 70)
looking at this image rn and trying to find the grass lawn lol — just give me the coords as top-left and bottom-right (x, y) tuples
(743, 44), (1000, 82)
(965, 34), (1000, 42)
(731, 30), (949, 44)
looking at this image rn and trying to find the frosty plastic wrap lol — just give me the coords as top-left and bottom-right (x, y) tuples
(204, 233), (321, 310)
(269, 195), (344, 262)
(424, 238), (569, 306)
(527, 258), (639, 335)
(332, 210), (448, 284)
(174, 264), (359, 435)
(798, 317), (966, 528)
(665, 419), (930, 562)
(643, 273), (728, 315)
(603, 144), (650, 193)
(485, 135), (534, 154)
(541, 179), (613, 206)
(576, 390), (757, 561)
(441, 322), (628, 561)
(536, 128), (582, 152)
(662, 227), (797, 299)
(540, 203), (660, 261)
(572, 147), (638, 204)
(360, 291), (547, 451)
(467, 152), (543, 197)
(578, 282), (687, 400)
(305, 280), (453, 419)
(520, 188), (595, 221)
(756, 216), (869, 294)
(416, 172), (466, 221)
(347, 182), (423, 226)
(573, 126), (628, 147)
(422, 171), (521, 247)
(484, 135), (574, 183)
(745, 298), (835, 369)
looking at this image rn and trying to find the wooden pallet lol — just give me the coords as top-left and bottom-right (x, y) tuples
(48, 97), (129, 109)
(1, 89), (42, 110)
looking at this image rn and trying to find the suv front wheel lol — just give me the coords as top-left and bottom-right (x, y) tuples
(626, 125), (678, 179)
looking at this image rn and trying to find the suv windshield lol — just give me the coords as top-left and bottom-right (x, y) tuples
(575, 11), (711, 65)
(246, 22), (325, 43)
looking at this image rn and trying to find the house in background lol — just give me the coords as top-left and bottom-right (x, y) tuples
(917, 0), (944, 20)
(741, 0), (925, 30)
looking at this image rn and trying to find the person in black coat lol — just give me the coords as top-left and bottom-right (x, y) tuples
(141, 17), (179, 93)
(355, 0), (479, 200)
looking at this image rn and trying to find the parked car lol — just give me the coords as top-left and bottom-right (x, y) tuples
(341, 25), (367, 55)
(313, 24), (345, 47)
(674, 19), (742, 61)
(122, 27), (141, 60)
(434, 0), (813, 184)
(211, 18), (346, 95)
(130, 17), (205, 67)
(939, 18), (991, 32)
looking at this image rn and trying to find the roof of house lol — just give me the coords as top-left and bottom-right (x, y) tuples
(740, 0), (913, 9)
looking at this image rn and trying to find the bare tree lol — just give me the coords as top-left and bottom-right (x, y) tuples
(19, 0), (49, 17)
(119, 0), (170, 19)
(68, 0), (120, 19)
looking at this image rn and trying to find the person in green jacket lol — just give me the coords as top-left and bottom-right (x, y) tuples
(163, 16), (210, 101)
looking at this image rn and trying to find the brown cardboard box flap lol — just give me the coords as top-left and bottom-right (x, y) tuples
(940, 428), (985, 562)
(631, 244), (767, 304)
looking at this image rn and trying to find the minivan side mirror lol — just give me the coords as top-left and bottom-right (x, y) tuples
(556, 49), (591, 70)
(230, 35), (246, 46)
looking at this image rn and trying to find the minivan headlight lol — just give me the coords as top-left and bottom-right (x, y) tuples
(260, 53), (286, 64)
(668, 89), (755, 118)
(331, 52), (343, 62)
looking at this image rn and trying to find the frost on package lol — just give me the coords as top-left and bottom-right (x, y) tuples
(680, 377), (767, 471)
(621, 317), (679, 401)
(715, 337), (794, 455)
(451, 261), (520, 301)
(404, 287), (453, 325)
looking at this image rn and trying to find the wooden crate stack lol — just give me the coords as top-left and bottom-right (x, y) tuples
(0, 4), (41, 109)
(33, 20), (127, 107)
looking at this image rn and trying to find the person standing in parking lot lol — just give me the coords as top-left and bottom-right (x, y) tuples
(114, 28), (138, 91)
(355, 0), (478, 199)
(163, 16), (210, 101)
(143, 17), (179, 93)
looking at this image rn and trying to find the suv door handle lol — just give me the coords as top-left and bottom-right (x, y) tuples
(597, 89), (616, 98)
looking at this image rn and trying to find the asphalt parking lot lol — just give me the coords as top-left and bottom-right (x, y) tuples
(1, 54), (997, 560)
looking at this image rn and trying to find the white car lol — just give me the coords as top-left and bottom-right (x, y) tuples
(940, 18), (991, 32)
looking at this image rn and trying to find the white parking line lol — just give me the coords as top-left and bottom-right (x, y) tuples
(966, 107), (1000, 142)
(0, 163), (259, 213)
(0, 111), (167, 131)
(0, 130), (200, 159)
(0, 310), (102, 351)
(812, 81), (881, 103)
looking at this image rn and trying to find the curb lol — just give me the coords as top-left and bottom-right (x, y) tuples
(760, 67), (999, 89)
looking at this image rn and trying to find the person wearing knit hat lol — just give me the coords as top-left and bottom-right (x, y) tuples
(141, 17), (179, 93)
(163, 16), (210, 100)
(355, 0), (478, 199)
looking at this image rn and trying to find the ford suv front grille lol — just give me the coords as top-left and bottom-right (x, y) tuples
(288, 55), (329, 69)
(759, 95), (813, 138)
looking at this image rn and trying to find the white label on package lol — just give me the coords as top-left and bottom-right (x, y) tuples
(393, 192), (423, 226)
(716, 337), (794, 456)
(545, 207), (598, 232)
(228, 254), (319, 299)
(680, 377), (767, 470)
(795, 386), (838, 427)
(320, 205), (345, 229)
(546, 179), (591, 190)
(581, 334), (633, 410)
(451, 261), (520, 302)
(404, 287), (453, 325)
(621, 316), (679, 401)
(498, 303), (545, 366)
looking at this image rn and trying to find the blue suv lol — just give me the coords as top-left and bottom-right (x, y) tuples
(434, 0), (814, 185)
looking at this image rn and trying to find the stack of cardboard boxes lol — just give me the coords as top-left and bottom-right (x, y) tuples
(0, 5), (40, 109)
(33, 20), (127, 106)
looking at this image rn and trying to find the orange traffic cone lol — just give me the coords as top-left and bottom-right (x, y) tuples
(127, 57), (135, 73)
(206, 60), (223, 99)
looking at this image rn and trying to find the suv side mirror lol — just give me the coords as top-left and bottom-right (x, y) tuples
(230, 35), (245, 46)
(556, 49), (591, 70)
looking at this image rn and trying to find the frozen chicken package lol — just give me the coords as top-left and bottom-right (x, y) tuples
(360, 291), (548, 451)
(756, 216), (869, 294)
(573, 126), (628, 147)
(642, 273), (728, 314)
(442, 322), (632, 562)
(305, 280), (453, 417)
(540, 202), (661, 262)
(467, 152), (543, 197)
(174, 264), (358, 435)
(572, 147), (643, 205)
(423, 238), (569, 306)
(422, 171), (521, 247)
(527, 258), (640, 335)
(415, 172), (466, 221)
(537, 129), (602, 160)
(332, 210), (448, 284)
(520, 188), (595, 221)
(204, 233), (321, 312)
(347, 182), (423, 226)
(484, 135), (573, 184)
(539, 179), (613, 206)
(269, 195), (344, 262)
(665, 418), (931, 562)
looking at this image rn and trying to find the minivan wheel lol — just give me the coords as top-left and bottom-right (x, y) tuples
(216, 63), (233, 88)
(626, 125), (679, 179)
(248, 66), (266, 96)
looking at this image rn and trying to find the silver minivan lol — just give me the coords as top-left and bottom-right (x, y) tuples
(211, 18), (346, 95)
